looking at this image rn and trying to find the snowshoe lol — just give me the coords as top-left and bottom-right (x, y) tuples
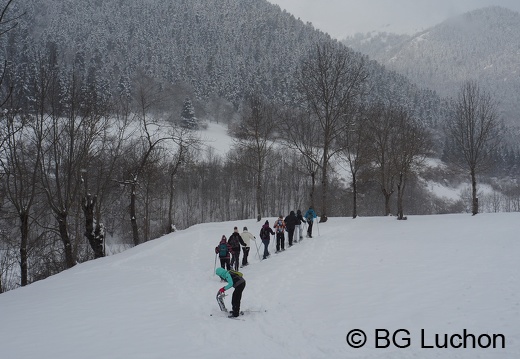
(216, 292), (227, 311)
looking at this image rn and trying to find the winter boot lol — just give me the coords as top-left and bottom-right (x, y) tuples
(228, 310), (239, 318)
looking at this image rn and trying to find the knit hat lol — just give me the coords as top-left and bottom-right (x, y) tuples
(243, 226), (248, 231)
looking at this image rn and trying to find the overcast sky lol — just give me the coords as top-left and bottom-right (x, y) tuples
(267, 0), (520, 38)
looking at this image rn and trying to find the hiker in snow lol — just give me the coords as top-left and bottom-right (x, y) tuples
(260, 220), (275, 260)
(304, 206), (317, 238)
(215, 235), (232, 270)
(228, 226), (247, 271)
(284, 210), (298, 247)
(273, 215), (286, 252)
(240, 226), (254, 267)
(216, 267), (246, 317)
(296, 209), (304, 242)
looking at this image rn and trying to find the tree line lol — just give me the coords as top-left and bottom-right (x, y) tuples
(1, 38), (510, 293)
(0, 2), (516, 293)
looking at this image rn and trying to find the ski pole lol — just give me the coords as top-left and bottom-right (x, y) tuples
(253, 237), (261, 260)
(214, 253), (218, 274)
(316, 217), (320, 236)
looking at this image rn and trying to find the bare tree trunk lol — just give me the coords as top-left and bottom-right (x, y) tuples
(309, 170), (316, 208)
(396, 172), (406, 220)
(57, 211), (75, 268)
(256, 173), (263, 221)
(382, 188), (393, 216)
(351, 173), (358, 219)
(130, 182), (139, 246)
(82, 194), (104, 258)
(143, 183), (150, 242)
(320, 143), (329, 223)
(168, 171), (175, 232)
(19, 210), (29, 286)
(471, 169), (478, 215)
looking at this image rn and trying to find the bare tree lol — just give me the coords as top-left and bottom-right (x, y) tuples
(166, 127), (197, 233)
(118, 74), (200, 245)
(0, 111), (42, 286)
(38, 66), (105, 268)
(445, 81), (501, 215)
(79, 113), (120, 258)
(280, 109), (321, 208)
(120, 117), (168, 246)
(119, 75), (167, 245)
(297, 42), (368, 222)
(1, 45), (61, 280)
(391, 109), (432, 220)
(338, 106), (369, 218)
(232, 93), (277, 220)
(365, 103), (399, 216)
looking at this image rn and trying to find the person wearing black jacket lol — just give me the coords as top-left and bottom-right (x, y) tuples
(228, 227), (247, 270)
(260, 220), (275, 260)
(284, 210), (299, 247)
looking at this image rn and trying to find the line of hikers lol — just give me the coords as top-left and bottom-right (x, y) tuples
(215, 206), (318, 269)
(214, 206), (318, 317)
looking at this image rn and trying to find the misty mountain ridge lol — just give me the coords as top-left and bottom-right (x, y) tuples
(343, 6), (520, 130)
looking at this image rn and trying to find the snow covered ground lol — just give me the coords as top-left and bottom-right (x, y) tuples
(201, 121), (234, 156)
(0, 213), (518, 359)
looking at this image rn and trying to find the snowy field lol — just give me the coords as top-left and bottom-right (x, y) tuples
(0, 213), (518, 359)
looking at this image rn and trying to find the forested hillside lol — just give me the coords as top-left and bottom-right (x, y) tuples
(3, 0), (444, 123)
(343, 6), (520, 131)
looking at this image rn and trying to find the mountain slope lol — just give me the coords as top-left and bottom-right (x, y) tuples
(344, 6), (520, 128)
(4, 0), (445, 128)
(7, 0), (328, 106)
(0, 213), (519, 358)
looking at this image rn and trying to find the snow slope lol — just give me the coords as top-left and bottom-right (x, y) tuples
(0, 213), (519, 359)
(201, 121), (234, 156)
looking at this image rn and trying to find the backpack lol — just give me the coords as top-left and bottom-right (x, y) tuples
(276, 219), (284, 233)
(228, 235), (239, 249)
(218, 243), (228, 257)
(229, 269), (243, 277)
(260, 227), (267, 240)
(306, 212), (313, 222)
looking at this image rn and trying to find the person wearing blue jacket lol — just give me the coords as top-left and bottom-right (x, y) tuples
(304, 206), (317, 238)
(216, 267), (246, 317)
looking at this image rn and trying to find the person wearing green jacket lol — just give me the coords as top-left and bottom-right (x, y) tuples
(216, 267), (246, 317)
